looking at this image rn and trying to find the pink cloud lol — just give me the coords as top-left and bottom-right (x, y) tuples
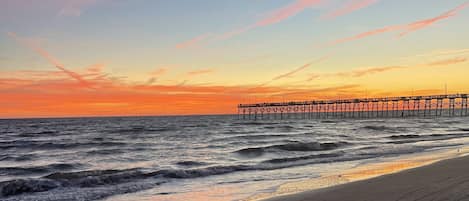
(306, 66), (405, 81)
(187, 69), (215, 76)
(58, 0), (98, 17)
(256, 0), (323, 26)
(327, 1), (469, 46)
(426, 57), (467, 66)
(329, 25), (403, 45)
(177, 0), (324, 48)
(321, 0), (378, 20)
(86, 63), (105, 73)
(7, 32), (92, 88)
(399, 1), (469, 37)
(175, 33), (213, 49)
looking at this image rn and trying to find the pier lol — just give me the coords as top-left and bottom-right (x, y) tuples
(238, 94), (469, 120)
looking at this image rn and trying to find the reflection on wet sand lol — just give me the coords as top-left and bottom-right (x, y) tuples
(248, 147), (469, 201)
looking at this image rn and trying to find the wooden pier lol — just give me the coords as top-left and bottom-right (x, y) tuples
(238, 94), (469, 120)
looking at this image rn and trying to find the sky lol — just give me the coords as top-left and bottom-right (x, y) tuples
(1, 0), (469, 118)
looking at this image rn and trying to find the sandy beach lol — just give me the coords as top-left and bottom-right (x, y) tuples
(264, 154), (469, 201)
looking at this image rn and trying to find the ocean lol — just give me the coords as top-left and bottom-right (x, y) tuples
(1, 115), (469, 201)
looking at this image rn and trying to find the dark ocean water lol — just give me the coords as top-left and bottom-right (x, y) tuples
(1, 115), (469, 201)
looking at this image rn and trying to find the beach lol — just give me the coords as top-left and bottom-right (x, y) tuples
(264, 154), (469, 201)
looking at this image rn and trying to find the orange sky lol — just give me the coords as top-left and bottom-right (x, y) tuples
(1, 0), (469, 118)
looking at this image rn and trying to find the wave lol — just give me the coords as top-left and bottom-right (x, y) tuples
(0, 140), (127, 150)
(262, 153), (343, 164)
(176, 161), (208, 167)
(108, 126), (177, 134)
(362, 125), (405, 132)
(215, 134), (290, 142)
(0, 154), (35, 162)
(387, 133), (469, 144)
(231, 122), (280, 126)
(234, 141), (349, 157)
(0, 166), (249, 198)
(18, 131), (58, 137)
(0, 163), (81, 176)
(0, 179), (60, 197)
(388, 134), (421, 139)
(0, 141), (445, 199)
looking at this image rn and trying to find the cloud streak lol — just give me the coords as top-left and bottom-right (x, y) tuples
(7, 32), (92, 88)
(175, 34), (212, 49)
(58, 0), (98, 17)
(307, 65), (404, 81)
(256, 0), (323, 26)
(328, 1), (469, 46)
(273, 56), (328, 81)
(399, 1), (469, 37)
(321, 0), (378, 19)
(177, 0), (324, 48)
(150, 68), (168, 76)
(307, 57), (466, 81)
(426, 57), (467, 66)
(258, 56), (328, 87)
(187, 69), (215, 76)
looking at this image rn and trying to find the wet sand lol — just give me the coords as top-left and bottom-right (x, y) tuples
(264, 155), (469, 201)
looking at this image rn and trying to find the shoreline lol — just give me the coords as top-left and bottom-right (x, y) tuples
(247, 146), (469, 201)
(256, 147), (469, 201)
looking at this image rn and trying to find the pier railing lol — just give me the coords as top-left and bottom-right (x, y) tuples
(237, 94), (469, 120)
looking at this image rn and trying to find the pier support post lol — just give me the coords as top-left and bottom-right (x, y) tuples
(413, 99), (420, 117)
(402, 99), (409, 117)
(449, 98), (456, 117)
(392, 100), (398, 118)
(374, 101), (378, 118)
(463, 97), (468, 116)
(436, 98), (443, 116)
(424, 99), (430, 117)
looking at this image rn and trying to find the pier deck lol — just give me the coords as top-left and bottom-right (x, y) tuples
(238, 94), (469, 120)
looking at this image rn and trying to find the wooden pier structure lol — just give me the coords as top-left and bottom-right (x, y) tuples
(238, 94), (469, 120)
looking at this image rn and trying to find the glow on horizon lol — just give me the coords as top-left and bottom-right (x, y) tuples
(1, 0), (469, 118)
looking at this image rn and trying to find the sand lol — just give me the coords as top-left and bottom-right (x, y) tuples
(264, 155), (469, 201)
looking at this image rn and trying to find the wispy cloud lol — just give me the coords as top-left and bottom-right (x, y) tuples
(7, 32), (92, 88)
(306, 57), (466, 81)
(321, 0), (378, 20)
(273, 56), (328, 81)
(218, 0), (324, 40)
(258, 56), (327, 87)
(150, 68), (168, 76)
(307, 65), (404, 81)
(338, 66), (405, 77)
(273, 63), (312, 81)
(177, 0), (324, 48)
(399, 1), (469, 37)
(327, 1), (469, 46)
(426, 57), (467, 66)
(187, 69), (215, 76)
(256, 0), (323, 26)
(86, 63), (105, 73)
(58, 0), (99, 17)
(407, 49), (469, 59)
(175, 33), (212, 49)
(329, 25), (403, 45)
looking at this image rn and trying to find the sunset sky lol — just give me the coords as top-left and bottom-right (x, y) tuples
(1, 0), (469, 118)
